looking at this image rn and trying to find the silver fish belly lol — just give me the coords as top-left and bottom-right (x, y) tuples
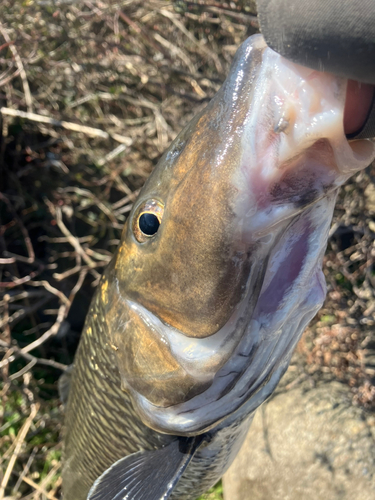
(62, 34), (375, 500)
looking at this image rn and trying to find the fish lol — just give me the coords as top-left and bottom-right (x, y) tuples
(61, 34), (375, 500)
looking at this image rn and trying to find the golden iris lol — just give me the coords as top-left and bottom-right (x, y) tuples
(132, 199), (164, 243)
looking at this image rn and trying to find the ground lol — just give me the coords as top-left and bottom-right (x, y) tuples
(0, 2), (374, 500)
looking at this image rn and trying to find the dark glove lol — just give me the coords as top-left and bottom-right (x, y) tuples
(257, 0), (375, 139)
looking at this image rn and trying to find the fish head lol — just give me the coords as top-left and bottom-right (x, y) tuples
(101, 35), (375, 435)
(112, 49), (266, 341)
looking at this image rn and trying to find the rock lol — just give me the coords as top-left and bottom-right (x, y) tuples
(223, 380), (375, 500)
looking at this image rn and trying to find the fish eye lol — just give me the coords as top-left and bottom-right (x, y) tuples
(133, 199), (164, 243)
(139, 213), (160, 235)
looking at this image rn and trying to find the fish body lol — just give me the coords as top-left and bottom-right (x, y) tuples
(62, 280), (253, 500)
(62, 35), (375, 500)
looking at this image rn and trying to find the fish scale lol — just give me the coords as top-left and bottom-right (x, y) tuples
(62, 273), (250, 500)
(170, 415), (253, 500)
(63, 282), (171, 499)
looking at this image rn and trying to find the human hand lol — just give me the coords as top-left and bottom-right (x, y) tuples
(256, 0), (375, 138)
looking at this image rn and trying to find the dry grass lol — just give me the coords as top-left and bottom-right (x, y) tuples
(296, 168), (375, 408)
(0, 1), (374, 499)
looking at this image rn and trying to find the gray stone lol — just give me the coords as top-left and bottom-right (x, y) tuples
(223, 381), (375, 500)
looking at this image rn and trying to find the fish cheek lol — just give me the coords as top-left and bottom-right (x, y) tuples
(104, 286), (209, 408)
(127, 196), (250, 337)
(126, 234), (251, 338)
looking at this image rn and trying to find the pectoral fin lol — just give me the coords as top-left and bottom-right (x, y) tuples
(58, 365), (73, 406)
(87, 435), (205, 500)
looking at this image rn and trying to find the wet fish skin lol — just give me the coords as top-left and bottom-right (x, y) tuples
(62, 269), (254, 500)
(62, 34), (375, 500)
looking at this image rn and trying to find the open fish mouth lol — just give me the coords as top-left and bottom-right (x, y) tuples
(104, 35), (375, 436)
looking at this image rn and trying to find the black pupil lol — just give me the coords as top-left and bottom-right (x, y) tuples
(139, 213), (160, 236)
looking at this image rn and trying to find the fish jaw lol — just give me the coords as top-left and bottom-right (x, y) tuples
(232, 37), (374, 242)
(107, 35), (375, 434)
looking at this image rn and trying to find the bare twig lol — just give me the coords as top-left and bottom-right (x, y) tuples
(0, 268), (43, 288)
(9, 358), (38, 380)
(0, 294), (52, 329)
(13, 446), (38, 493)
(16, 304), (66, 355)
(68, 268), (89, 303)
(58, 186), (118, 223)
(96, 143), (128, 168)
(28, 280), (70, 306)
(0, 67), (20, 87)
(0, 402), (40, 499)
(0, 338), (68, 372)
(45, 202), (96, 268)
(159, 9), (223, 72)
(0, 257), (17, 264)
(0, 193), (35, 264)
(205, 6), (259, 28)
(0, 23), (33, 112)
(53, 260), (104, 281)
(21, 475), (59, 500)
(0, 107), (133, 145)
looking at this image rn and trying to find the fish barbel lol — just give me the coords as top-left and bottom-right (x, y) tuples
(62, 34), (375, 500)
